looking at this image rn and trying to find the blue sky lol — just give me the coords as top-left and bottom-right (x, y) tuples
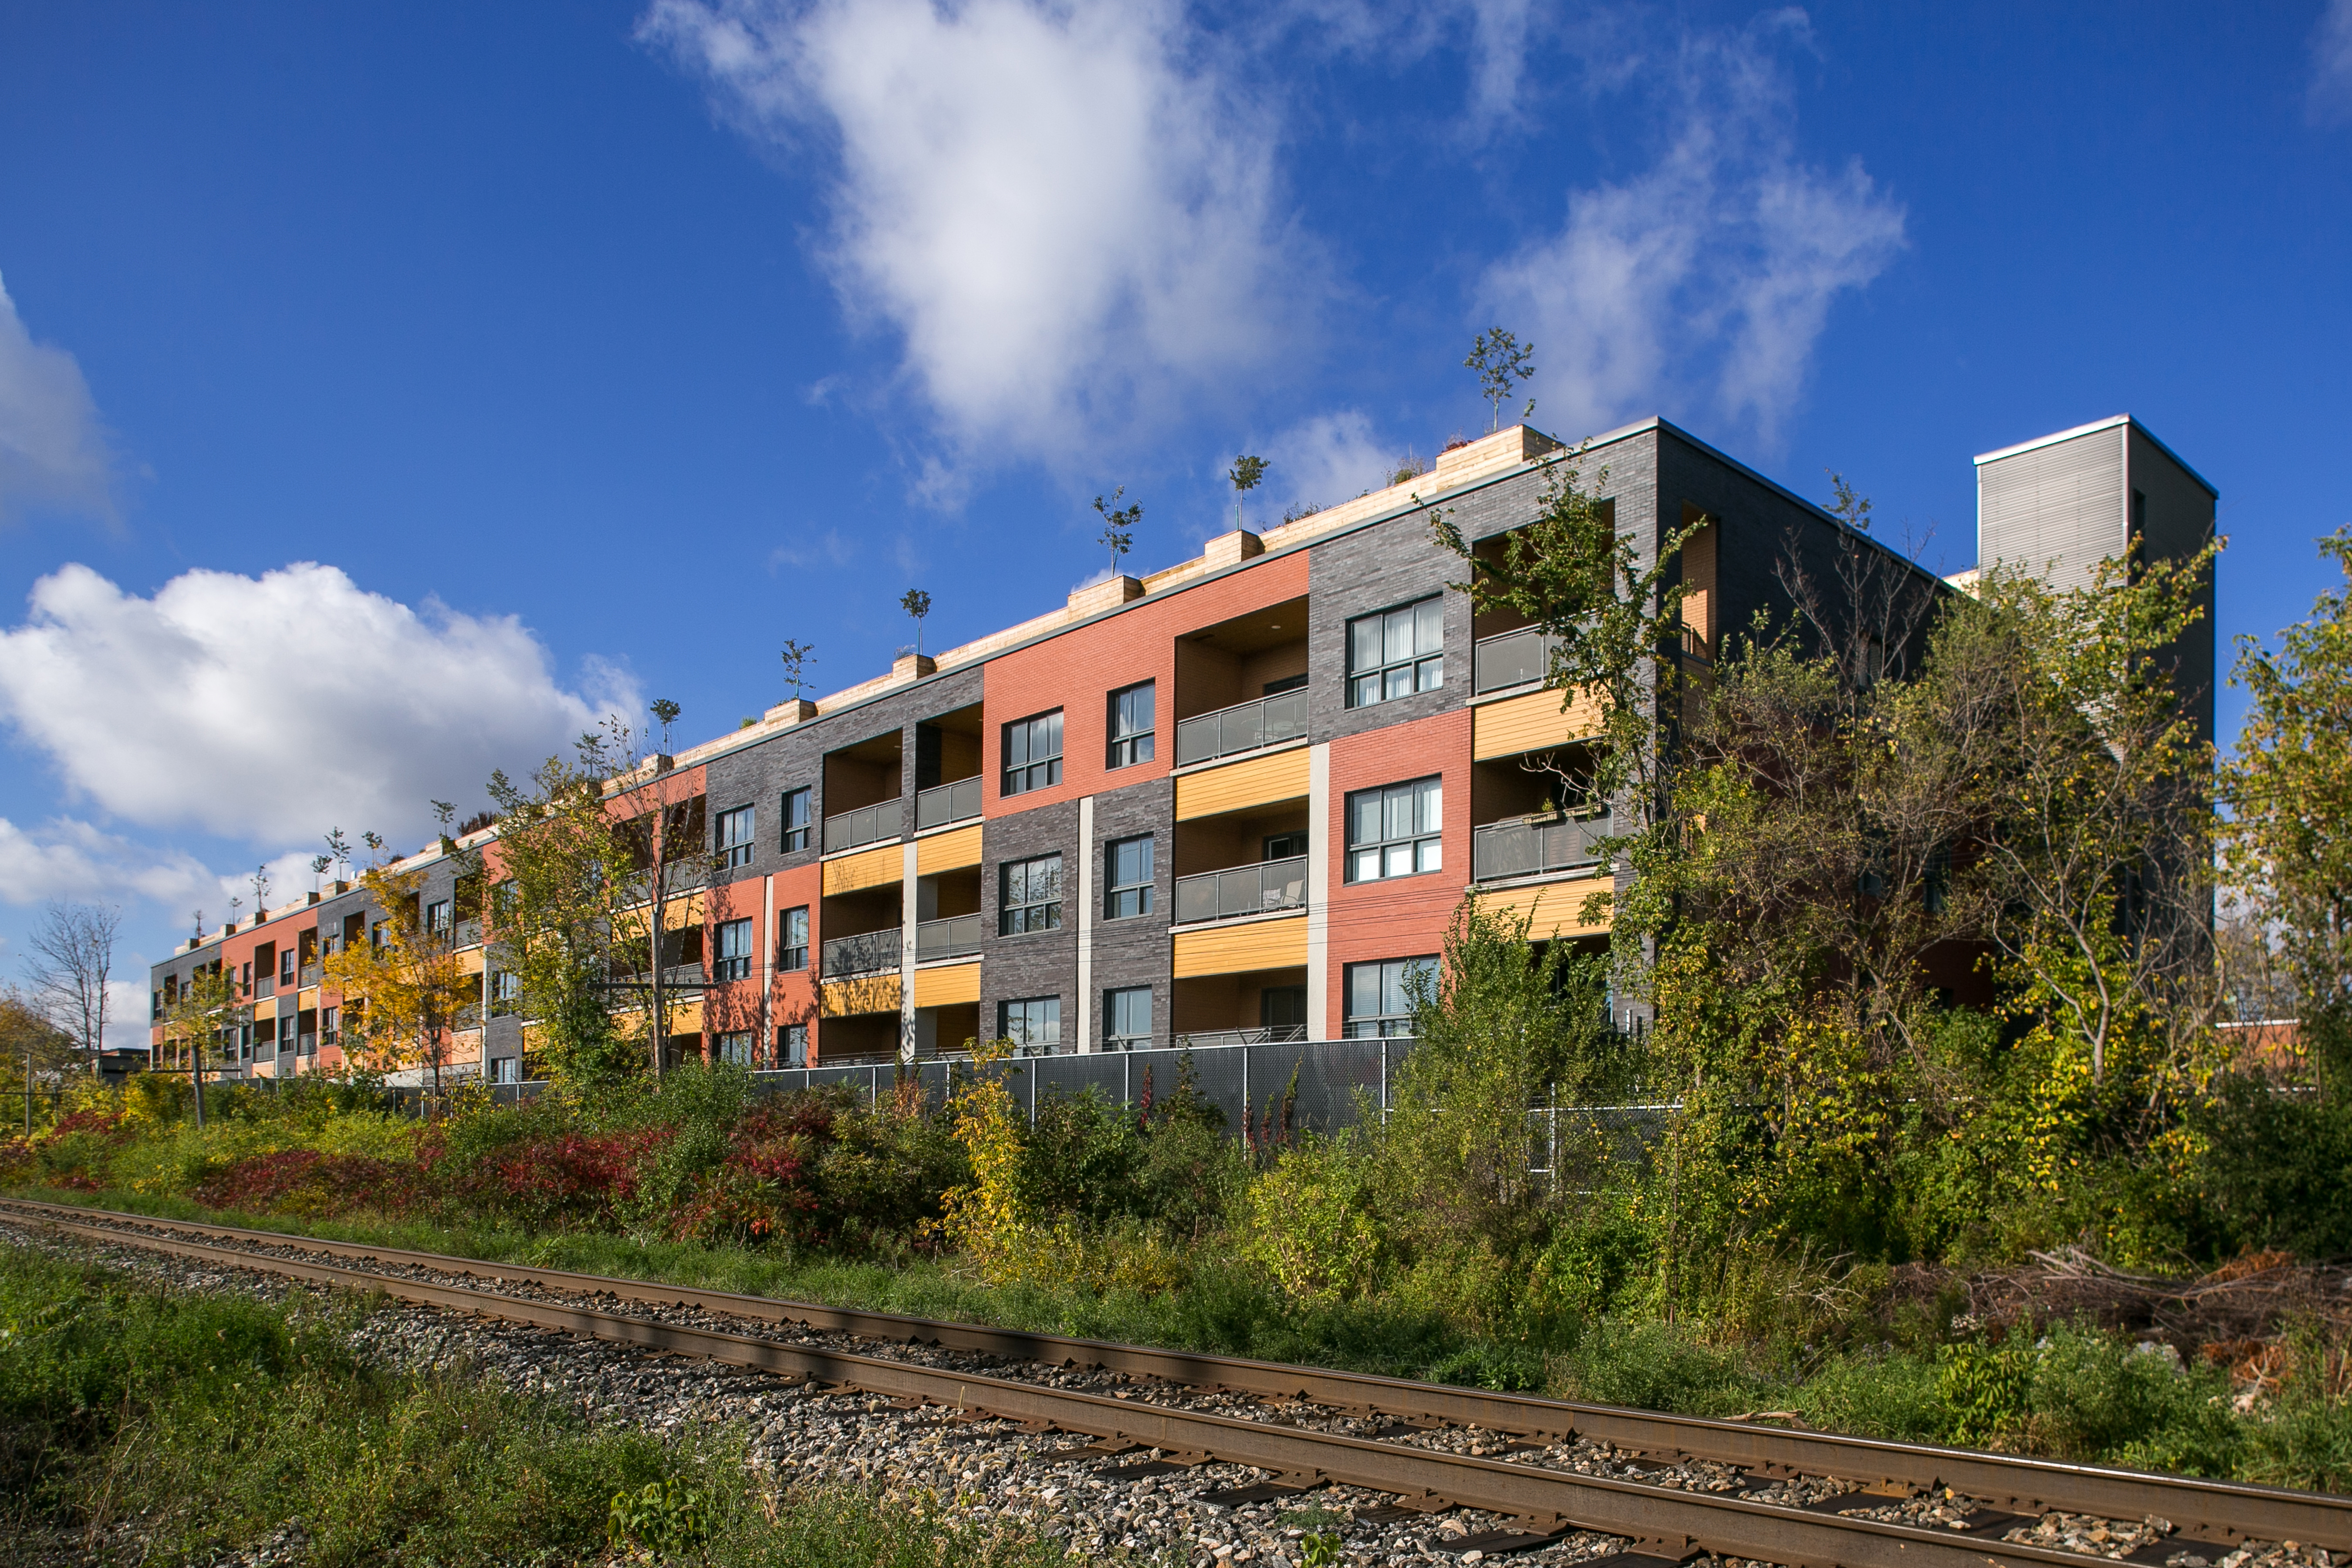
(2, 1), (2349, 1035)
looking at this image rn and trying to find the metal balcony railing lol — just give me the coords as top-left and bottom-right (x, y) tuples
(916, 913), (983, 962)
(822, 928), (902, 977)
(823, 800), (901, 854)
(299, 963), (321, 987)
(455, 918), (483, 950)
(1471, 811), (1612, 882)
(1174, 855), (1308, 924)
(1472, 626), (1565, 694)
(915, 777), (983, 831)
(1174, 687), (1308, 766)
(1173, 1024), (1308, 1050)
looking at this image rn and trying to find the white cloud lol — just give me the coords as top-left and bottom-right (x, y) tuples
(1480, 14), (1904, 450)
(1263, 409), (1394, 520)
(0, 816), (214, 910)
(0, 562), (637, 847)
(2313, 0), (2352, 125)
(0, 273), (112, 524)
(640, 0), (1310, 469)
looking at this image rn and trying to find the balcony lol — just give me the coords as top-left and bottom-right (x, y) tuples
(1174, 1024), (1308, 1050)
(1175, 687), (1308, 766)
(1472, 811), (1612, 882)
(823, 800), (900, 854)
(1472, 626), (1564, 695)
(915, 777), (983, 832)
(455, 918), (483, 950)
(1174, 855), (1308, 925)
(299, 963), (321, 987)
(916, 913), (983, 963)
(822, 928), (902, 977)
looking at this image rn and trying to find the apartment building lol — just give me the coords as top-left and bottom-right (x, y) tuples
(149, 414), (2212, 1082)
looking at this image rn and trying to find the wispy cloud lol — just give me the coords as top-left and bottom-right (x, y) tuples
(0, 816), (214, 911)
(641, 0), (1315, 479)
(1263, 409), (1395, 520)
(2311, 0), (2352, 125)
(1480, 12), (1905, 451)
(0, 562), (637, 848)
(0, 273), (113, 525)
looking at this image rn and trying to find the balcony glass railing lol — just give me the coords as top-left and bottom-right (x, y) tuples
(822, 928), (902, 977)
(1174, 687), (1309, 766)
(299, 963), (321, 987)
(915, 776), (983, 831)
(1471, 811), (1612, 882)
(1174, 855), (1308, 924)
(823, 800), (901, 854)
(455, 918), (483, 950)
(916, 912), (983, 962)
(1472, 626), (1565, 694)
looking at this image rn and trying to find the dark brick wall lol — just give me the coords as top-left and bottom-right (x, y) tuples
(1088, 774), (1175, 1050)
(977, 795), (1079, 1047)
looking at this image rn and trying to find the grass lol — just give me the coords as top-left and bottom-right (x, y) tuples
(17, 1183), (2352, 1495)
(0, 1240), (1061, 1567)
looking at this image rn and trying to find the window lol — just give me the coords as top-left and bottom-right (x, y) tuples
(716, 1030), (755, 1065)
(1105, 836), (1154, 919)
(777, 1022), (808, 1068)
(1003, 710), (1063, 796)
(1000, 853), (1063, 934)
(777, 906), (809, 971)
(1344, 956), (1432, 1037)
(1262, 672), (1308, 696)
(490, 971), (521, 1016)
(279, 948), (296, 986)
(490, 1055), (519, 1085)
(714, 917), (754, 981)
(717, 804), (756, 869)
(999, 995), (1061, 1053)
(1107, 683), (1155, 768)
(780, 787), (813, 852)
(426, 899), (452, 934)
(1347, 597), (1444, 707)
(321, 1006), (339, 1047)
(1264, 831), (1309, 861)
(1104, 987), (1152, 1051)
(1347, 776), (1443, 881)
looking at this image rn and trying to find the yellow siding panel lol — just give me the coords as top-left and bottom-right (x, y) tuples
(1174, 747), (1311, 821)
(825, 843), (904, 895)
(822, 973), (902, 1017)
(1473, 687), (1605, 760)
(297, 987), (319, 1010)
(914, 961), (980, 1008)
(458, 949), (485, 976)
(1172, 915), (1308, 978)
(1476, 874), (1613, 939)
(916, 824), (983, 876)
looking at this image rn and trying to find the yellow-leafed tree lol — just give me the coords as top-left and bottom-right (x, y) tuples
(322, 841), (483, 1102)
(156, 962), (242, 1130)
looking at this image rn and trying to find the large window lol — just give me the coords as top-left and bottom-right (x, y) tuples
(999, 995), (1061, 1052)
(777, 1022), (808, 1068)
(425, 899), (452, 934)
(777, 906), (809, 971)
(1105, 835), (1153, 919)
(780, 787), (813, 852)
(1000, 854), (1063, 934)
(1347, 597), (1445, 707)
(1347, 776), (1443, 881)
(716, 1030), (755, 1065)
(490, 970), (521, 1016)
(717, 803), (755, 869)
(714, 917), (754, 981)
(1344, 957), (1433, 1037)
(1107, 682), (1155, 768)
(1003, 710), (1063, 796)
(1104, 987), (1152, 1051)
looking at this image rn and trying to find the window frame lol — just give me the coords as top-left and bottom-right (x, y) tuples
(1343, 956), (1434, 1038)
(780, 787), (813, 853)
(1001, 710), (1064, 797)
(1345, 595), (1446, 708)
(1345, 776), (1444, 882)
(716, 803), (756, 869)
(777, 906), (810, 971)
(998, 995), (1061, 1053)
(425, 899), (452, 934)
(1106, 682), (1155, 769)
(777, 1022), (808, 1068)
(999, 852), (1064, 935)
(713, 916), (755, 981)
(1104, 835), (1154, 919)
(1103, 986), (1152, 1051)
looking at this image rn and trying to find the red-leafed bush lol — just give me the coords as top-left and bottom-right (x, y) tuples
(190, 1148), (420, 1218)
(463, 1127), (676, 1228)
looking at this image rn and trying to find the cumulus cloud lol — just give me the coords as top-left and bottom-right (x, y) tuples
(1480, 14), (1904, 450)
(0, 562), (637, 846)
(2313, 0), (2352, 125)
(0, 273), (113, 524)
(1263, 409), (1395, 520)
(640, 0), (1309, 468)
(0, 816), (215, 910)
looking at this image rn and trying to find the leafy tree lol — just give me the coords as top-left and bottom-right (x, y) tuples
(1092, 487), (1140, 577)
(321, 831), (483, 1105)
(1227, 454), (1266, 531)
(1465, 327), (1536, 433)
(778, 639), (816, 703)
(157, 961), (242, 1130)
(2, 983), (78, 1133)
(899, 589), (931, 656)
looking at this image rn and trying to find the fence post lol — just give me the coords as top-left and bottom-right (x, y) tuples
(1028, 1060), (1037, 1125)
(1123, 1051), (1131, 1108)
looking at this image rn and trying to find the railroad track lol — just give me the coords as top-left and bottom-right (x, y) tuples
(5, 1195), (2343, 1568)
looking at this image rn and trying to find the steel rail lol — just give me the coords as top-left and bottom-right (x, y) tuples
(10, 1206), (2180, 1568)
(8, 1197), (2345, 1553)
